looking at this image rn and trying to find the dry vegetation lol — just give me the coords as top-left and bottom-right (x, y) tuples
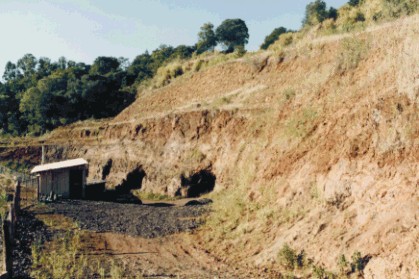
(30, 211), (131, 279)
(2, 3), (419, 278)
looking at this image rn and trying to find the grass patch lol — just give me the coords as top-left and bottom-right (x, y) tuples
(132, 190), (178, 201)
(212, 96), (232, 108)
(31, 229), (127, 279)
(283, 88), (296, 101)
(30, 213), (128, 279)
(285, 107), (319, 138)
(186, 148), (207, 164)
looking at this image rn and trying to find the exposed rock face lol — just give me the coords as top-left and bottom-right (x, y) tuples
(2, 15), (419, 278)
(43, 109), (243, 196)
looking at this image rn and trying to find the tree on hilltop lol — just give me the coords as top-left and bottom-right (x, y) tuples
(260, 27), (289, 50)
(196, 22), (217, 54)
(215, 19), (249, 53)
(348, 0), (360, 7)
(303, 0), (338, 26)
(89, 56), (120, 76)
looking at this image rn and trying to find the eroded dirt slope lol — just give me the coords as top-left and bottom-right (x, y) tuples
(3, 15), (419, 278)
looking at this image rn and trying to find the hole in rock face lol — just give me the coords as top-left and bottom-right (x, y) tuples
(102, 159), (113, 180)
(117, 167), (146, 194)
(181, 170), (216, 198)
(86, 166), (145, 204)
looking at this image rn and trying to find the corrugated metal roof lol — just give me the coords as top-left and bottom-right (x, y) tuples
(31, 158), (88, 174)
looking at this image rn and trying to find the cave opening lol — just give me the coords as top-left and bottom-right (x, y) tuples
(117, 167), (146, 194)
(181, 170), (216, 198)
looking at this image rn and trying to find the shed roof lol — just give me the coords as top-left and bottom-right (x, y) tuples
(31, 158), (88, 174)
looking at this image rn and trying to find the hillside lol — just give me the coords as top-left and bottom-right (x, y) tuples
(2, 14), (418, 278)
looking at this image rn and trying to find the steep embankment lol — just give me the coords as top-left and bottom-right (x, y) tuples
(4, 15), (418, 277)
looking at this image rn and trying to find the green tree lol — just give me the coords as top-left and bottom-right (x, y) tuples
(89, 56), (120, 76)
(57, 56), (67, 70)
(303, 0), (331, 26)
(67, 60), (77, 68)
(215, 19), (249, 53)
(260, 27), (289, 50)
(17, 54), (37, 77)
(19, 87), (43, 134)
(80, 73), (132, 119)
(2, 62), (21, 81)
(150, 45), (175, 72)
(1, 82), (25, 135)
(0, 83), (8, 133)
(118, 57), (130, 71)
(196, 22), (217, 54)
(37, 57), (56, 79)
(328, 7), (338, 20)
(348, 0), (360, 6)
(172, 45), (196, 59)
(127, 51), (153, 84)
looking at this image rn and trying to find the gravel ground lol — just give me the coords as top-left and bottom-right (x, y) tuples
(13, 211), (52, 279)
(12, 200), (210, 278)
(47, 200), (209, 238)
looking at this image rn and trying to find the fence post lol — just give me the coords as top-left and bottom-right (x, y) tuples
(13, 182), (20, 218)
(2, 210), (13, 278)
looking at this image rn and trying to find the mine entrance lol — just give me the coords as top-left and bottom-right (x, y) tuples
(182, 170), (216, 198)
(69, 169), (83, 199)
(117, 167), (146, 193)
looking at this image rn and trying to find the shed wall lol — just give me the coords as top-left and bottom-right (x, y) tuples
(39, 170), (70, 198)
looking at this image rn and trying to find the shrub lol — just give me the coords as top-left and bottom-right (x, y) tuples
(337, 254), (349, 274)
(234, 45), (247, 58)
(278, 244), (297, 269)
(153, 61), (185, 88)
(337, 36), (370, 72)
(382, 0), (419, 19)
(268, 32), (294, 53)
(351, 251), (367, 272)
(193, 59), (205, 72)
(279, 33), (294, 47)
(312, 265), (327, 279)
(277, 244), (306, 270)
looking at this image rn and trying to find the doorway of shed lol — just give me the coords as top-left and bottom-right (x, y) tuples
(69, 169), (83, 199)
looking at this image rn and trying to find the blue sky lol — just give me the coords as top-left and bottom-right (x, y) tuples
(0, 0), (347, 74)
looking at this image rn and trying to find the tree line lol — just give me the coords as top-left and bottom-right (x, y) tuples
(0, 0), (386, 136)
(0, 47), (195, 136)
(0, 19), (252, 136)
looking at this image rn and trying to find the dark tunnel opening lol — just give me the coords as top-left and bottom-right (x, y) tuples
(116, 167), (146, 194)
(101, 159), (113, 180)
(181, 170), (216, 198)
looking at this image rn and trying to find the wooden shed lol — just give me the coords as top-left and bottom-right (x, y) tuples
(31, 158), (88, 199)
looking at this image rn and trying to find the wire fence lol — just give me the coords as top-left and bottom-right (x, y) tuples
(0, 166), (38, 208)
